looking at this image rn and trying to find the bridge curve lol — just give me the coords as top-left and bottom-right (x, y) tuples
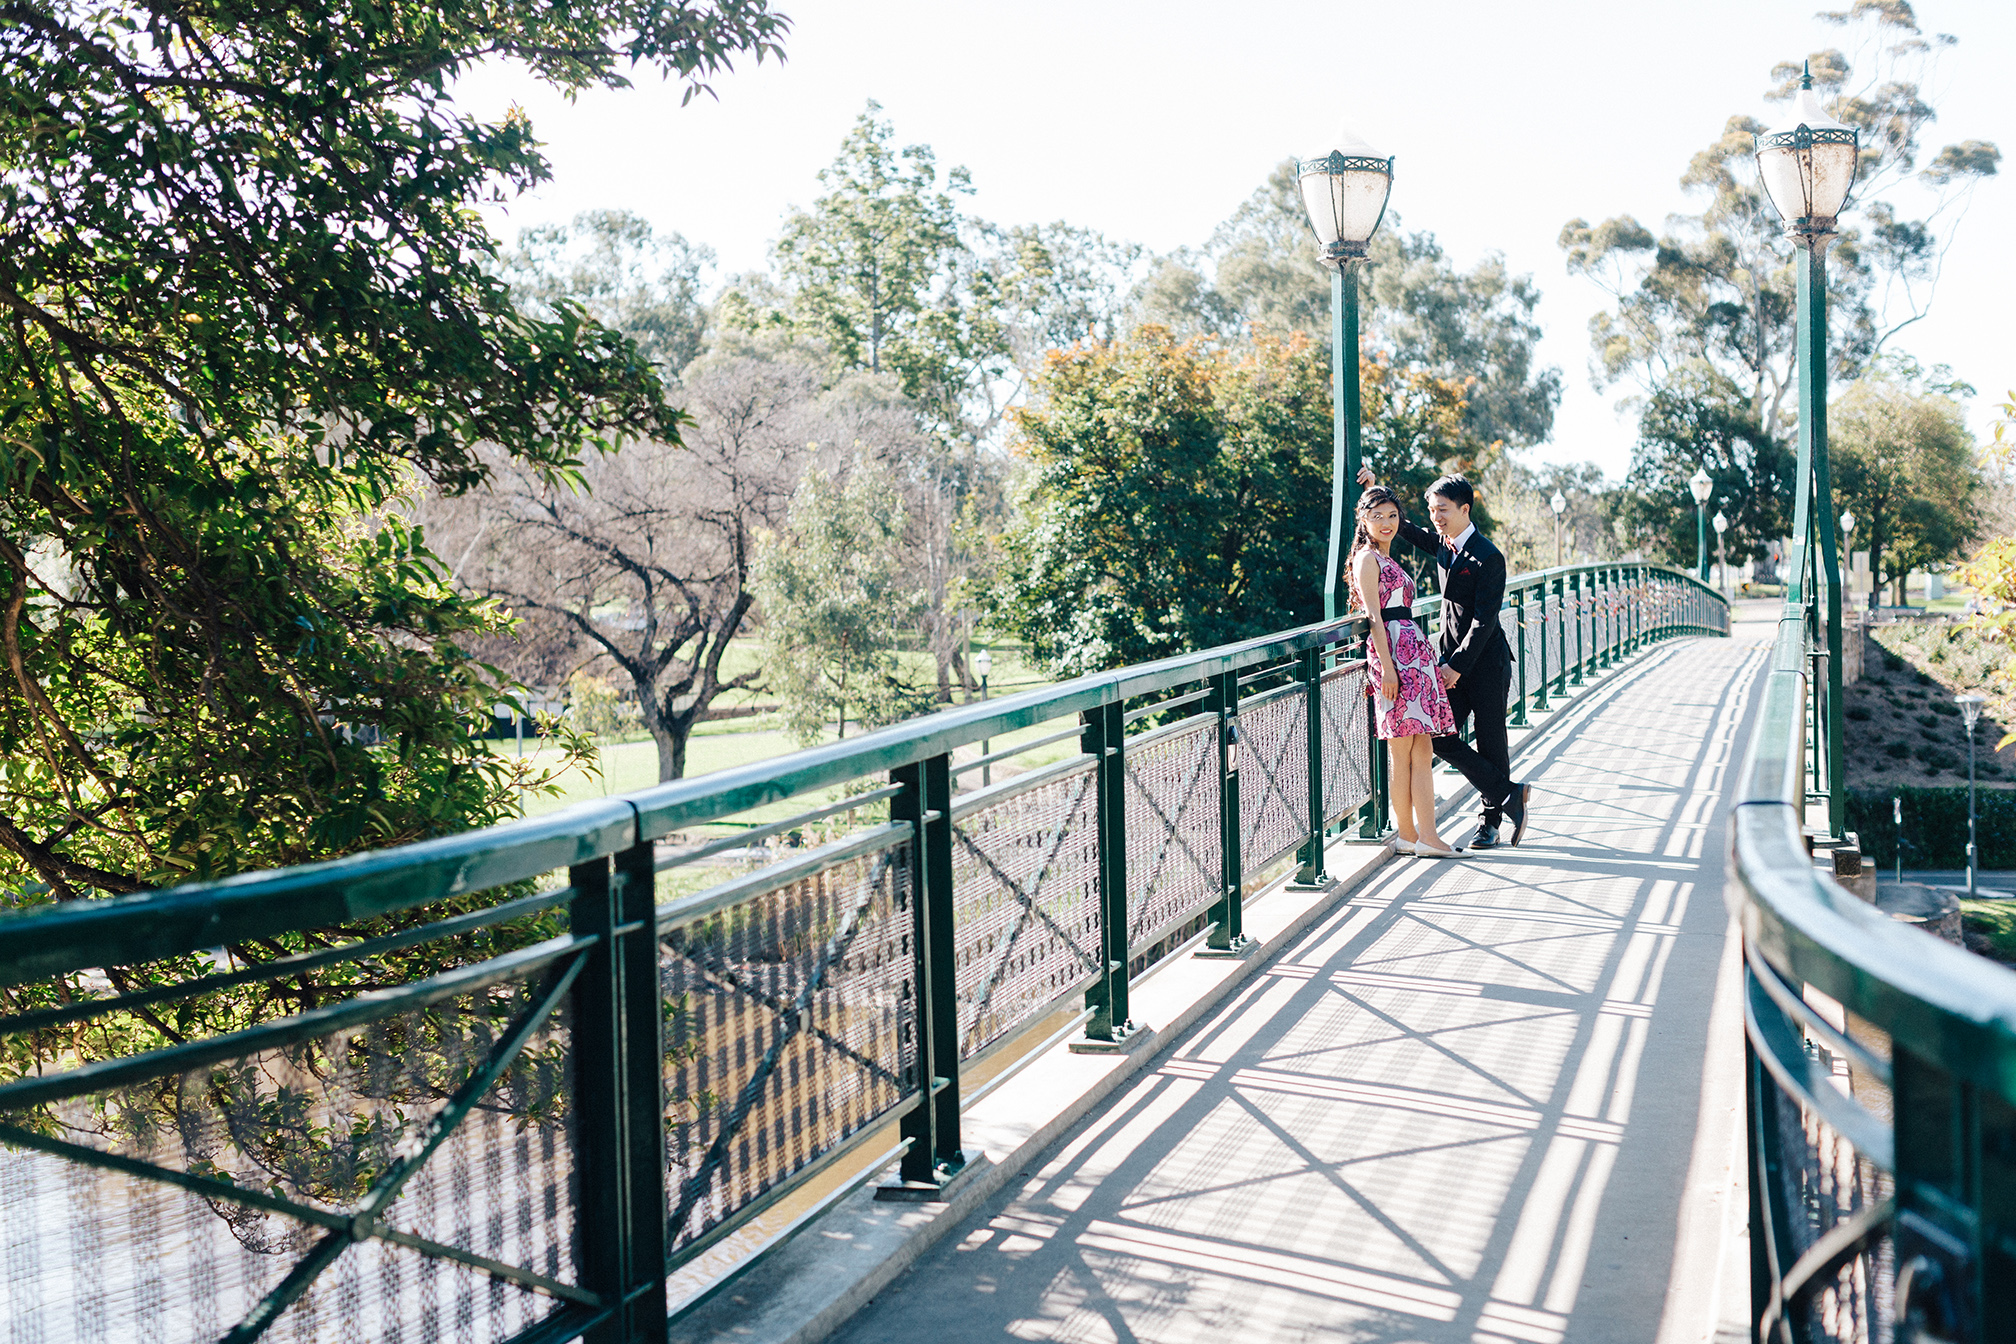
(826, 631), (1768, 1344)
(0, 565), (1735, 1343)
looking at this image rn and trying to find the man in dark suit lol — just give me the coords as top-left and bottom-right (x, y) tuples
(1357, 467), (1533, 849)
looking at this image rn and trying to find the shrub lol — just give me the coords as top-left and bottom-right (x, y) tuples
(1918, 713), (1941, 730)
(1916, 744), (1959, 770)
(1933, 701), (1961, 717)
(1884, 652), (1905, 671)
(1852, 787), (2016, 868)
(1847, 705), (1872, 721)
(1886, 741), (1912, 759)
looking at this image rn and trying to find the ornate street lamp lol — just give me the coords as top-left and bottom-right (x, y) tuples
(974, 647), (994, 786)
(1689, 468), (1713, 581)
(1959, 693), (1986, 897)
(1712, 509), (1730, 601)
(1757, 60), (1859, 837)
(1550, 491), (1567, 569)
(1299, 127), (1393, 621)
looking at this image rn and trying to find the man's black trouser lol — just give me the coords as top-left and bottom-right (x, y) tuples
(1433, 650), (1514, 827)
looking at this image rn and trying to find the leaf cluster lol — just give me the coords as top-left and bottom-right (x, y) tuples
(989, 327), (1481, 677)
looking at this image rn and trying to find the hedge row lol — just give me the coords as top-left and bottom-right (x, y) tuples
(1848, 787), (2016, 870)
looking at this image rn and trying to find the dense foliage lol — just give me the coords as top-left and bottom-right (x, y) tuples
(990, 327), (1480, 676)
(0, 0), (784, 906)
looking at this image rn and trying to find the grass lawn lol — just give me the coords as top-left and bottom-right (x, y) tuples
(496, 637), (1078, 837)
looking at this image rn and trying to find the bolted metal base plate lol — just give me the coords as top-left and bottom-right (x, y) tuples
(1194, 935), (1257, 959)
(874, 1152), (978, 1204)
(1067, 1023), (1156, 1055)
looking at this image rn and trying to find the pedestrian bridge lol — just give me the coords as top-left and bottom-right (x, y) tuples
(2, 563), (2007, 1344)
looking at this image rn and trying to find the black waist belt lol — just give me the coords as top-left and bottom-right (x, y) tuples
(1378, 606), (1416, 622)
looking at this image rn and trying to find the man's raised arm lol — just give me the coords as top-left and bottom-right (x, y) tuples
(1355, 466), (1438, 556)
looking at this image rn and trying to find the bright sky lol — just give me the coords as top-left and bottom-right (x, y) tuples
(454, 0), (2016, 479)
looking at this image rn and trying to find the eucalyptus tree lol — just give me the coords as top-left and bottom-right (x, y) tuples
(1830, 360), (1981, 602)
(502, 210), (717, 381)
(0, 0), (785, 905)
(1129, 161), (1563, 453)
(752, 455), (928, 743)
(1560, 2), (1999, 440)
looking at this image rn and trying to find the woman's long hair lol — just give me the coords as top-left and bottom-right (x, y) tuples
(1348, 484), (1405, 607)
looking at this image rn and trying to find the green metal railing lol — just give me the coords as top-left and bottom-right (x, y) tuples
(1731, 556), (2016, 1341)
(0, 562), (1724, 1343)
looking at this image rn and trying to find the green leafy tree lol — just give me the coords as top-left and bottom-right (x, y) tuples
(753, 457), (927, 742)
(990, 327), (1480, 677)
(776, 102), (996, 434)
(502, 209), (717, 380)
(1831, 361), (1981, 600)
(1613, 364), (1797, 565)
(0, 0), (786, 1123)
(1561, 4), (1999, 437)
(0, 0), (782, 908)
(1132, 161), (1561, 452)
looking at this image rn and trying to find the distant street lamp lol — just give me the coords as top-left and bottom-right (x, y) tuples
(1757, 59), (1859, 838)
(974, 647), (994, 786)
(1959, 693), (1987, 897)
(1550, 490), (1567, 568)
(1712, 509), (1730, 601)
(1299, 127), (1393, 620)
(1689, 468), (1713, 581)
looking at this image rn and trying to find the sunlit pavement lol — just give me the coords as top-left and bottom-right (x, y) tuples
(829, 636), (1763, 1344)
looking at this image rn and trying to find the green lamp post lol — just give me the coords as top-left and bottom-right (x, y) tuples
(1689, 468), (1713, 582)
(1756, 61), (1859, 837)
(1299, 129), (1393, 620)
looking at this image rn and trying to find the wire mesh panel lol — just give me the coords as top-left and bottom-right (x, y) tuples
(949, 761), (1104, 1059)
(1237, 687), (1310, 874)
(1319, 661), (1372, 824)
(1123, 717), (1223, 948)
(1501, 608), (1523, 710)
(0, 964), (580, 1343)
(1769, 1091), (1892, 1342)
(659, 838), (916, 1258)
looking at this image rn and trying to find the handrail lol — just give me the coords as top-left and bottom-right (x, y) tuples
(1729, 593), (2016, 1337)
(0, 560), (1723, 982)
(1730, 604), (2016, 1099)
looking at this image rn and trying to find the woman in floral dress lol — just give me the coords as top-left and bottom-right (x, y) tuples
(1350, 486), (1459, 856)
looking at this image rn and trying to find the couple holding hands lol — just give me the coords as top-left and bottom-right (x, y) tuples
(1351, 465), (1534, 858)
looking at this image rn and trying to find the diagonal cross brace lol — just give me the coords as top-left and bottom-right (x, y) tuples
(953, 768), (1102, 1052)
(664, 846), (906, 1245)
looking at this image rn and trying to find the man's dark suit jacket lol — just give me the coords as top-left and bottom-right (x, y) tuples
(1394, 520), (1512, 680)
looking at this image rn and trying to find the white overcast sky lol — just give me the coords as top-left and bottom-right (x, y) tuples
(453, 0), (2016, 479)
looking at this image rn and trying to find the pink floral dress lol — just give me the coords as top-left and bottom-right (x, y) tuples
(1356, 552), (1456, 740)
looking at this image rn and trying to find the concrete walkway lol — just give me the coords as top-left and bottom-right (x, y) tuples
(829, 635), (1766, 1344)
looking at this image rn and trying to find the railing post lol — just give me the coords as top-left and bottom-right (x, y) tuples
(1570, 571), (1586, 686)
(1511, 588), (1529, 727)
(1293, 648), (1330, 888)
(889, 754), (966, 1186)
(1079, 702), (1137, 1046)
(1534, 583), (1551, 711)
(1209, 670), (1250, 949)
(572, 838), (669, 1343)
(1553, 576), (1569, 697)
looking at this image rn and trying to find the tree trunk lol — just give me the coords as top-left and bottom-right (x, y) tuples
(651, 722), (684, 782)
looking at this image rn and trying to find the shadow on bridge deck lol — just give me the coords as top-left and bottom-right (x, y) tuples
(828, 634), (1769, 1344)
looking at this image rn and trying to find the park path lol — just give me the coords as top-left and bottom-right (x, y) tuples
(828, 634), (1768, 1344)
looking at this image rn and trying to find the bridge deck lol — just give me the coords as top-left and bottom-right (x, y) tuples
(829, 634), (1767, 1344)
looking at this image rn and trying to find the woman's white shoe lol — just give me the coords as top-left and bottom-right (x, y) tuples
(1415, 842), (1460, 858)
(1393, 838), (1416, 855)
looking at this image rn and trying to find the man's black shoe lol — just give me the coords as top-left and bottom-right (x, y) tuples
(1468, 821), (1501, 851)
(1504, 782), (1533, 846)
